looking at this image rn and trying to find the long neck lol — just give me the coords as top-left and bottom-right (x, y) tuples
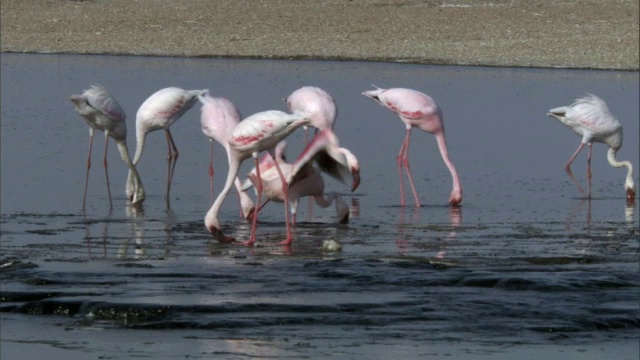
(434, 132), (462, 203)
(116, 140), (145, 204)
(205, 153), (241, 230)
(132, 128), (147, 165)
(607, 147), (635, 192)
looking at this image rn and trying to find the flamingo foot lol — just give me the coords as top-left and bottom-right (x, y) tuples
(208, 226), (235, 243)
(278, 236), (293, 246)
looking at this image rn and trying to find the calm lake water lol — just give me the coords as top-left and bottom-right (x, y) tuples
(1, 53), (638, 359)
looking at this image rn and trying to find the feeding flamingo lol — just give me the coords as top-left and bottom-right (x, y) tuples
(71, 85), (145, 209)
(362, 86), (462, 207)
(241, 131), (360, 226)
(547, 93), (635, 203)
(204, 110), (312, 246)
(199, 93), (255, 218)
(126, 87), (208, 204)
(286, 86), (337, 143)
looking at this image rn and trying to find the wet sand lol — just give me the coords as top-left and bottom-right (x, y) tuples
(1, 0), (638, 70)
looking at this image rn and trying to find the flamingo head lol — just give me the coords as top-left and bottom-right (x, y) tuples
(449, 191), (462, 207)
(207, 225), (235, 243)
(627, 187), (636, 204)
(351, 167), (361, 192)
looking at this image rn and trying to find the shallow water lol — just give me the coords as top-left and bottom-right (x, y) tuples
(1, 53), (639, 359)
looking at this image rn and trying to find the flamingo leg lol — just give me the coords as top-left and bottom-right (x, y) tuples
(396, 130), (409, 206)
(209, 139), (214, 204)
(564, 142), (587, 197)
(272, 160), (293, 246)
(83, 130), (95, 210)
(400, 129), (421, 207)
(165, 129), (179, 203)
(238, 154), (262, 247)
(102, 134), (113, 209)
(586, 143), (593, 199)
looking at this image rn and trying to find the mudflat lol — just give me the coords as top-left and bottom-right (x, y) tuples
(1, 0), (638, 70)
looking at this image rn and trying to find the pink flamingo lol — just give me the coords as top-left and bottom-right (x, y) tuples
(362, 86), (462, 207)
(199, 93), (255, 218)
(71, 85), (145, 209)
(547, 93), (635, 203)
(286, 86), (337, 143)
(126, 87), (208, 204)
(204, 110), (312, 246)
(242, 131), (361, 226)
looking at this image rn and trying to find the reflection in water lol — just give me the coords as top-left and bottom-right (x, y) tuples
(395, 206), (461, 258)
(625, 202), (637, 233)
(119, 206), (145, 260)
(84, 209), (111, 258)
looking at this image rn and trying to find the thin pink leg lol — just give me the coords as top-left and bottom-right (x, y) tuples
(564, 143), (587, 197)
(165, 129), (179, 203)
(272, 160), (293, 246)
(102, 135), (113, 209)
(241, 155), (262, 247)
(402, 130), (421, 207)
(397, 131), (409, 206)
(586, 143), (593, 199)
(83, 132), (95, 210)
(209, 140), (214, 204)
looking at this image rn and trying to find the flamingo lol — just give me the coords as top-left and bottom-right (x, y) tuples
(199, 93), (255, 218)
(126, 87), (208, 204)
(286, 86), (337, 143)
(362, 86), (462, 207)
(70, 85), (145, 209)
(241, 132), (361, 226)
(547, 93), (635, 203)
(204, 110), (312, 246)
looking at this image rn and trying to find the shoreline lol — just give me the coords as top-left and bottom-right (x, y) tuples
(2, 0), (638, 71)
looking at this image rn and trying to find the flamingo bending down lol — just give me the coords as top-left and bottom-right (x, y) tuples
(362, 86), (462, 207)
(204, 110), (311, 246)
(241, 131), (361, 226)
(126, 87), (208, 204)
(547, 93), (635, 203)
(199, 93), (255, 218)
(71, 85), (145, 209)
(286, 86), (337, 143)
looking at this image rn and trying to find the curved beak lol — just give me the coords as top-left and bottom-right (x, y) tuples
(627, 188), (636, 204)
(351, 169), (361, 192)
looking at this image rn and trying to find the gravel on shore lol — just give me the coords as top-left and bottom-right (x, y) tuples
(1, 0), (638, 70)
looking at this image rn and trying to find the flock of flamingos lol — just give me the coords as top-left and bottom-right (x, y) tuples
(70, 85), (636, 246)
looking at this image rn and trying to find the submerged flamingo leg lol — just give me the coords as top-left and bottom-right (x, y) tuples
(102, 134), (113, 209)
(83, 130), (95, 210)
(165, 129), (179, 203)
(565, 143), (587, 197)
(401, 129), (421, 207)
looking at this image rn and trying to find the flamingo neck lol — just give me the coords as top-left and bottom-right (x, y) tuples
(607, 147), (636, 197)
(115, 140), (145, 205)
(434, 131), (462, 205)
(132, 129), (147, 165)
(205, 157), (240, 232)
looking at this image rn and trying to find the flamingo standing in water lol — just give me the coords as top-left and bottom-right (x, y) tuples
(199, 93), (255, 218)
(547, 93), (635, 203)
(286, 86), (337, 143)
(362, 86), (462, 207)
(241, 131), (361, 226)
(126, 87), (208, 204)
(204, 110), (312, 246)
(71, 85), (145, 209)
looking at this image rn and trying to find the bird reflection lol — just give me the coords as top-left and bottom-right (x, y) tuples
(119, 205), (146, 259)
(396, 206), (461, 258)
(84, 209), (111, 258)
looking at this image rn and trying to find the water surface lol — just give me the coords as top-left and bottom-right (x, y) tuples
(1, 53), (638, 359)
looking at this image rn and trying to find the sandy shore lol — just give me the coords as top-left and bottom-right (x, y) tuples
(1, 0), (638, 70)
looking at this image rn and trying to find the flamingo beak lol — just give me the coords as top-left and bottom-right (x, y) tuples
(627, 188), (636, 204)
(351, 169), (361, 192)
(209, 226), (235, 243)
